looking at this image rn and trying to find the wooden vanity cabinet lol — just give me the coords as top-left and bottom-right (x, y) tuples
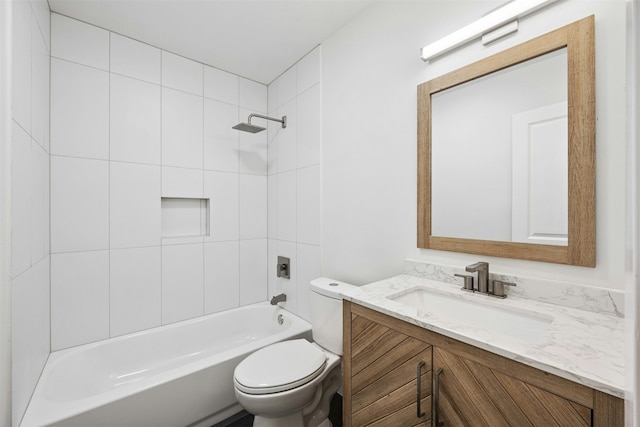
(433, 346), (592, 426)
(343, 302), (433, 426)
(343, 301), (624, 427)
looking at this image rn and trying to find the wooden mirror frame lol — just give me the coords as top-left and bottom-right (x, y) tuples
(417, 16), (595, 267)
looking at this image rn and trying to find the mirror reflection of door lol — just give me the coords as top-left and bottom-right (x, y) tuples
(512, 102), (568, 246)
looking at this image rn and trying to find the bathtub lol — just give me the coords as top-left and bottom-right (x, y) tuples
(21, 302), (312, 427)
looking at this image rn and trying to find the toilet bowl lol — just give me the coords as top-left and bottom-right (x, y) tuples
(233, 278), (358, 427)
(234, 340), (341, 427)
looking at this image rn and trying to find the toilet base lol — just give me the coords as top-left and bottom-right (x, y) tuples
(253, 414), (332, 427)
(253, 412), (305, 427)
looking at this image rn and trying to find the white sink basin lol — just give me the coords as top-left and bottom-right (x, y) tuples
(388, 287), (553, 345)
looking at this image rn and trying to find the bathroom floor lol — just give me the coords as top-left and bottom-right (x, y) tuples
(213, 394), (343, 427)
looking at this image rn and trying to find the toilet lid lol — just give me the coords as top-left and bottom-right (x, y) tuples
(234, 339), (327, 395)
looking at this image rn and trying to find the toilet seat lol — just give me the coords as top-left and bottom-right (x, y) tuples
(234, 339), (327, 395)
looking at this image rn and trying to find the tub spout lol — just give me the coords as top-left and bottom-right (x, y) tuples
(270, 293), (287, 305)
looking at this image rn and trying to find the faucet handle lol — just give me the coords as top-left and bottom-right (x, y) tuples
(454, 273), (474, 292)
(491, 280), (516, 298)
(465, 261), (489, 272)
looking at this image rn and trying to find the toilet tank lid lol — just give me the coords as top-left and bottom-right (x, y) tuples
(310, 277), (361, 299)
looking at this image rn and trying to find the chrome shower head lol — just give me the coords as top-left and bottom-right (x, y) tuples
(232, 113), (286, 133)
(232, 122), (266, 133)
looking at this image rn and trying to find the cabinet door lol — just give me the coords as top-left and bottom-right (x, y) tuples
(433, 347), (592, 427)
(346, 311), (432, 426)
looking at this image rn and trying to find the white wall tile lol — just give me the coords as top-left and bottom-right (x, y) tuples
(204, 241), (239, 314)
(162, 235), (204, 246)
(31, 142), (49, 263)
(11, 268), (33, 427)
(267, 239), (278, 299)
(161, 51), (203, 96)
(204, 66), (238, 105)
(162, 166), (203, 198)
(12, 258), (51, 427)
(12, 3), (51, 424)
(51, 251), (109, 350)
(110, 162), (161, 249)
(51, 156), (109, 253)
(51, 58), (109, 160)
(239, 239), (267, 305)
(51, 13), (109, 70)
(110, 247), (161, 336)
(204, 171), (239, 242)
(161, 87), (203, 169)
(31, 15), (49, 151)
(296, 84), (321, 168)
(11, 124), (31, 277)
(30, 257), (51, 379)
(11, 259), (50, 421)
(277, 100), (297, 173)
(277, 170), (297, 242)
(296, 243), (320, 321)
(12, 0), (31, 132)
(239, 78), (267, 113)
(240, 174), (267, 239)
(276, 240), (297, 314)
(297, 47), (321, 95)
(268, 174), (277, 239)
(276, 67), (297, 109)
(12, 259), (52, 401)
(161, 243), (204, 324)
(268, 80), (278, 115)
(30, 0), (51, 50)
(238, 108), (268, 175)
(267, 118), (278, 175)
(204, 99), (239, 172)
(110, 33), (161, 84)
(297, 166), (321, 245)
(110, 74), (161, 164)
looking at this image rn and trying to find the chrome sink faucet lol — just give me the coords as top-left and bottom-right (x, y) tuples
(465, 261), (489, 294)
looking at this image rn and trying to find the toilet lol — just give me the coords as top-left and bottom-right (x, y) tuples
(233, 278), (358, 427)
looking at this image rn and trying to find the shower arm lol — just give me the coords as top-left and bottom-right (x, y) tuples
(248, 113), (287, 129)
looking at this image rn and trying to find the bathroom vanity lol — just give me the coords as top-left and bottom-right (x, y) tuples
(341, 275), (624, 426)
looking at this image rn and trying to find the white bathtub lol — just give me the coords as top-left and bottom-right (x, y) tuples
(21, 302), (312, 427)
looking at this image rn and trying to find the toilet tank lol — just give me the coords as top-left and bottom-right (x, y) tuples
(309, 278), (360, 356)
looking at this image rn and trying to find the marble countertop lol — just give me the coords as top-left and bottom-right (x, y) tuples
(344, 274), (624, 398)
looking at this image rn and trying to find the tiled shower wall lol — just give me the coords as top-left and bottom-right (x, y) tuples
(49, 13), (270, 351)
(11, 0), (51, 423)
(267, 48), (322, 322)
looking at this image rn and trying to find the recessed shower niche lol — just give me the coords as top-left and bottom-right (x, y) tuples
(161, 197), (210, 238)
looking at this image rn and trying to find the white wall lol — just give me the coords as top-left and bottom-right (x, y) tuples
(625, 0), (639, 423)
(267, 47), (322, 321)
(321, 0), (628, 291)
(49, 13), (269, 351)
(10, 0), (51, 424)
(0, 2), (12, 425)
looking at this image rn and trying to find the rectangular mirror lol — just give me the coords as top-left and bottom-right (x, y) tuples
(418, 16), (595, 266)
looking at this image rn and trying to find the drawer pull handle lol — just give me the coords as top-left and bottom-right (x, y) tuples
(416, 361), (426, 418)
(435, 367), (444, 426)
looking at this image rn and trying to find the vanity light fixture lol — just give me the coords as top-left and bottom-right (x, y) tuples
(420, 0), (558, 61)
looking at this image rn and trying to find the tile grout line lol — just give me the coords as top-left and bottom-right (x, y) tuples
(107, 29), (111, 339)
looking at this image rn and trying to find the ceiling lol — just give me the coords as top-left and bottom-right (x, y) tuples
(48, 0), (374, 84)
